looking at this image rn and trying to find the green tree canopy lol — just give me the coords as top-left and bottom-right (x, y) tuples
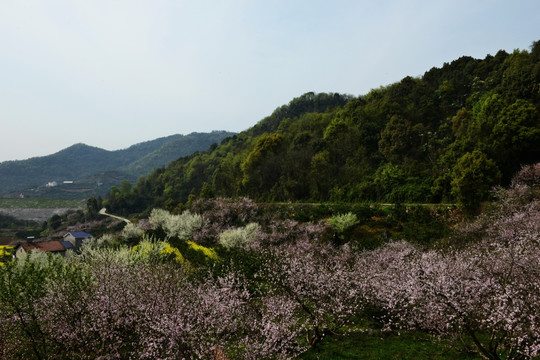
(451, 150), (501, 212)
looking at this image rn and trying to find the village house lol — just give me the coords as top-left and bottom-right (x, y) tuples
(63, 231), (93, 249)
(15, 240), (67, 257)
(13, 231), (93, 258)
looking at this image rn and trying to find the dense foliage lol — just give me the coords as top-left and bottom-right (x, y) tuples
(105, 42), (540, 214)
(2, 40), (540, 359)
(1, 163), (540, 359)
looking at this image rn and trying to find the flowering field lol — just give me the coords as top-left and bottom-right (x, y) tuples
(1, 164), (539, 359)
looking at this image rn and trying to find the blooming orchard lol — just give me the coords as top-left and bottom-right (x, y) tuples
(1, 164), (539, 359)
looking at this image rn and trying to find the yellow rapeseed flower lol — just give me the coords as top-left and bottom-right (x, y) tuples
(186, 241), (219, 261)
(0, 245), (14, 266)
(160, 243), (184, 264)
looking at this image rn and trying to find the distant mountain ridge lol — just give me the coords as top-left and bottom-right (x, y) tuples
(0, 131), (235, 197)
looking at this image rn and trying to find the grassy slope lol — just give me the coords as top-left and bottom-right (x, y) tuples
(300, 330), (480, 359)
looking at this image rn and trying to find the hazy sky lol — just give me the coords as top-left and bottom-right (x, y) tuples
(1, 1), (539, 162)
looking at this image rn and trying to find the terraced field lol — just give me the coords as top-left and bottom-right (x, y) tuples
(0, 198), (85, 221)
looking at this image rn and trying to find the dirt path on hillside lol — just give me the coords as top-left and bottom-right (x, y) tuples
(99, 208), (131, 224)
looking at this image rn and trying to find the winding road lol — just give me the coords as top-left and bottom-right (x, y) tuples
(99, 208), (131, 224)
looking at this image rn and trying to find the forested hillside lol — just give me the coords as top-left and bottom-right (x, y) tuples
(3, 40), (540, 360)
(106, 41), (540, 215)
(0, 131), (234, 197)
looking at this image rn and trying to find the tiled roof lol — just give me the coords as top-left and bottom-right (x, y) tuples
(66, 231), (93, 239)
(21, 241), (66, 252)
(0, 237), (16, 246)
(61, 241), (74, 249)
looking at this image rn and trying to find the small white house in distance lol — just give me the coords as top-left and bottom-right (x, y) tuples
(63, 231), (93, 249)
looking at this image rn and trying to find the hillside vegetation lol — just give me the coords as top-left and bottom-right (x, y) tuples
(1, 162), (539, 359)
(1, 41), (540, 360)
(0, 131), (235, 197)
(105, 41), (540, 215)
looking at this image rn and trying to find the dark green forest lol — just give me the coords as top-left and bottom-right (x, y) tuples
(105, 41), (540, 215)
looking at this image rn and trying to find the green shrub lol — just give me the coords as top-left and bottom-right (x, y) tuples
(328, 212), (359, 234)
(219, 223), (261, 248)
(81, 234), (121, 250)
(121, 222), (144, 240)
(149, 208), (206, 241)
(131, 239), (184, 264)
